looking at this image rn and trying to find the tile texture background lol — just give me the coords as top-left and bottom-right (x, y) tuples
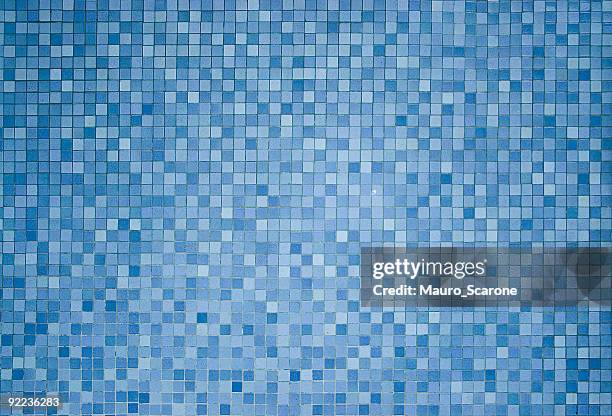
(0, 0), (611, 415)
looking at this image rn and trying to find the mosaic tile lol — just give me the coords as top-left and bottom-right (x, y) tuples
(0, 0), (610, 415)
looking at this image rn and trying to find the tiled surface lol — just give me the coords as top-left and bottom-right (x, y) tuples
(1, 0), (611, 415)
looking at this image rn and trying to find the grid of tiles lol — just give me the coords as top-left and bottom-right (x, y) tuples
(1, 0), (611, 415)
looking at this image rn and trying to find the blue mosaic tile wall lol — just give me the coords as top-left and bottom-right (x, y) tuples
(1, 0), (611, 415)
